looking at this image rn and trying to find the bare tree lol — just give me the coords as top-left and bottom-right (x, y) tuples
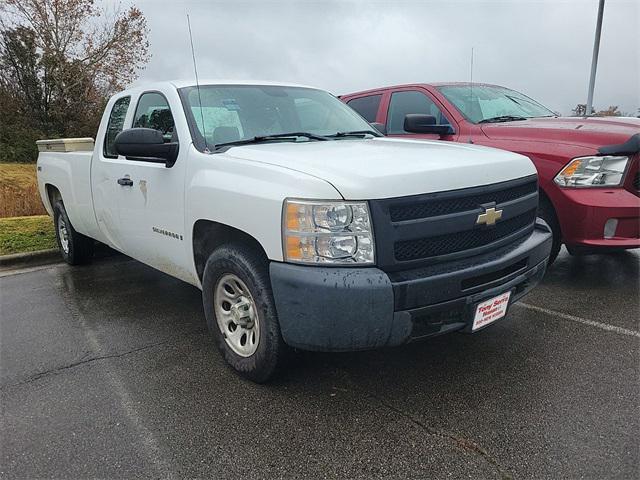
(572, 103), (626, 118)
(595, 105), (620, 117)
(572, 104), (587, 116)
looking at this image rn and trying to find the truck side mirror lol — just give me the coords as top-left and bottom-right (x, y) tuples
(404, 114), (453, 136)
(370, 122), (387, 135)
(114, 128), (179, 168)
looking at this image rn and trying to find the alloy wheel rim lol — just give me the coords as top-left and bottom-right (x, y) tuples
(214, 273), (260, 357)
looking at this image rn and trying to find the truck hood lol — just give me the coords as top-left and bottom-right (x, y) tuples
(481, 116), (640, 150)
(222, 137), (535, 199)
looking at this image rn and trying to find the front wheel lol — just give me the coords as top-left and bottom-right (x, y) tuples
(53, 200), (94, 265)
(201, 244), (287, 383)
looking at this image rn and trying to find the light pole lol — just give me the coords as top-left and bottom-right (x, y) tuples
(586, 0), (605, 116)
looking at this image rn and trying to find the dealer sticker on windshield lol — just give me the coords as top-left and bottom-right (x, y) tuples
(472, 291), (512, 331)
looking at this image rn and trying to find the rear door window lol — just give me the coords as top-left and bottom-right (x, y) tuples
(347, 95), (382, 123)
(387, 91), (450, 134)
(103, 96), (131, 158)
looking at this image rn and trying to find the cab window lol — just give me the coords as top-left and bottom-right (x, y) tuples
(387, 91), (450, 134)
(103, 96), (131, 158)
(132, 92), (177, 142)
(347, 95), (382, 123)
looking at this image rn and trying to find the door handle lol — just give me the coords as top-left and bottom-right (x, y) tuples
(117, 177), (133, 187)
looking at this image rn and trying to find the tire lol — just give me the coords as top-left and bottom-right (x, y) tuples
(202, 244), (287, 383)
(537, 195), (561, 265)
(53, 200), (94, 265)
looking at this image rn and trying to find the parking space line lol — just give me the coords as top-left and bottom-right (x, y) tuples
(516, 302), (640, 339)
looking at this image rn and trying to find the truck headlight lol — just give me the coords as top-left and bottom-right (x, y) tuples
(283, 199), (375, 264)
(554, 155), (629, 188)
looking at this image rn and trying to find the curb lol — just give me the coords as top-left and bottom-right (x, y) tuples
(0, 249), (61, 270)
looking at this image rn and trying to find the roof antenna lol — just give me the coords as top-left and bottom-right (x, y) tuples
(468, 47), (475, 144)
(187, 14), (210, 153)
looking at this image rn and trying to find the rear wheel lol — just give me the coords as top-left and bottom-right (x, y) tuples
(537, 195), (561, 265)
(202, 244), (287, 383)
(53, 200), (94, 265)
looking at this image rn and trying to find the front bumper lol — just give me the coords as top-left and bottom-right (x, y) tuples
(269, 221), (552, 351)
(551, 187), (640, 250)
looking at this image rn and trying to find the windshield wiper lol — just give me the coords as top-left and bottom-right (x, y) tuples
(478, 115), (528, 124)
(214, 132), (329, 149)
(327, 130), (382, 138)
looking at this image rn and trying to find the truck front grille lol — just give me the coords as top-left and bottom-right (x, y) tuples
(369, 175), (539, 272)
(394, 209), (537, 261)
(389, 180), (537, 222)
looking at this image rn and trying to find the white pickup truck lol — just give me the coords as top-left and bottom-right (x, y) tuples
(37, 80), (552, 382)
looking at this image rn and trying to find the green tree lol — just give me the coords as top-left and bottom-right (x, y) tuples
(0, 0), (150, 162)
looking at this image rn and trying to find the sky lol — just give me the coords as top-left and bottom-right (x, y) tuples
(131, 0), (640, 116)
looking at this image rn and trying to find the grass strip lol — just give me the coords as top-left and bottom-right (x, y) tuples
(0, 215), (56, 255)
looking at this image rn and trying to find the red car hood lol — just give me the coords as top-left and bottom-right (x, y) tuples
(481, 116), (640, 150)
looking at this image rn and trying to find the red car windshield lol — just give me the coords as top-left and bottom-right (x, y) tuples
(437, 85), (556, 123)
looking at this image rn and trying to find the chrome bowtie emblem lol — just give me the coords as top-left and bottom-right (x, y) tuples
(476, 207), (503, 226)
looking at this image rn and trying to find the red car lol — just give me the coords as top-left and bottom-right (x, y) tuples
(341, 83), (640, 263)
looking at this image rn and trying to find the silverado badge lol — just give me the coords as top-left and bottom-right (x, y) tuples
(476, 206), (503, 226)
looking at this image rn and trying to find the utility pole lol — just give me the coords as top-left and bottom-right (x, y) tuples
(586, 0), (605, 115)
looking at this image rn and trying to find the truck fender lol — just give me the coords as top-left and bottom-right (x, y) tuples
(191, 220), (268, 285)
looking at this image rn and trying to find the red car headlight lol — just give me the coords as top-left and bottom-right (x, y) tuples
(554, 155), (629, 188)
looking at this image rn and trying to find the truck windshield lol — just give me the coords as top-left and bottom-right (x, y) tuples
(179, 85), (376, 150)
(437, 85), (556, 124)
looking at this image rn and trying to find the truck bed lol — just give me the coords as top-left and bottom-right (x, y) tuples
(36, 144), (102, 241)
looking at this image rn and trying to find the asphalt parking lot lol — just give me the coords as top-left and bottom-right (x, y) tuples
(1, 249), (638, 479)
